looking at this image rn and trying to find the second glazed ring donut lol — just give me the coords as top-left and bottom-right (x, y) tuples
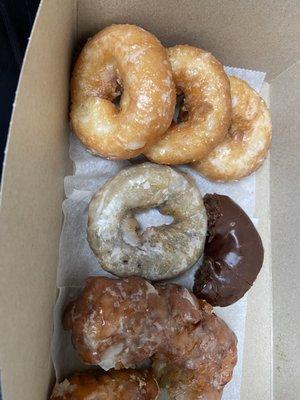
(87, 163), (207, 280)
(144, 45), (231, 164)
(71, 24), (176, 159)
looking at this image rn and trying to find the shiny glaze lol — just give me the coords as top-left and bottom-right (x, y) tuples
(193, 193), (264, 306)
(50, 370), (159, 400)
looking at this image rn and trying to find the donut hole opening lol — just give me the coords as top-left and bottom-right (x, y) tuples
(113, 93), (122, 108)
(112, 77), (123, 109)
(134, 208), (174, 233)
(173, 93), (189, 123)
(121, 208), (174, 247)
(112, 94), (123, 110)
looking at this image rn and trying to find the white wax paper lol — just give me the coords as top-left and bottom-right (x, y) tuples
(52, 67), (266, 400)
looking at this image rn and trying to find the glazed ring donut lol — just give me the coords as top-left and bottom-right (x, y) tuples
(193, 76), (272, 181)
(87, 163), (207, 280)
(144, 45), (231, 164)
(71, 24), (176, 159)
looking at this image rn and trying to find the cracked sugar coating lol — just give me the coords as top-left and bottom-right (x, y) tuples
(151, 301), (237, 400)
(50, 370), (159, 400)
(63, 277), (237, 399)
(87, 163), (207, 280)
(70, 24), (176, 159)
(193, 76), (272, 181)
(144, 45), (231, 164)
(63, 277), (202, 370)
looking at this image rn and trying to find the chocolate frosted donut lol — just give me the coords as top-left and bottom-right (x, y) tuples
(193, 194), (264, 306)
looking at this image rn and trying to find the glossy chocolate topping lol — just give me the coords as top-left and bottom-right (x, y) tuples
(193, 193), (264, 307)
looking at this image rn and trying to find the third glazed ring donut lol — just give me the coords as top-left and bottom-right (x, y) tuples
(193, 76), (272, 181)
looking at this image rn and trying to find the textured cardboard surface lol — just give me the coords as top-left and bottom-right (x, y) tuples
(270, 62), (300, 399)
(241, 84), (273, 400)
(0, 0), (299, 399)
(0, 1), (75, 399)
(77, 0), (300, 80)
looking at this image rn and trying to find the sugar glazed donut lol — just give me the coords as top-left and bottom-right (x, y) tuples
(50, 370), (159, 400)
(87, 163), (207, 280)
(151, 303), (237, 399)
(63, 276), (237, 399)
(193, 76), (272, 181)
(71, 24), (176, 159)
(144, 45), (231, 164)
(63, 277), (202, 369)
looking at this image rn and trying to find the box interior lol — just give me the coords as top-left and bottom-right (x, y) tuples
(0, 0), (299, 399)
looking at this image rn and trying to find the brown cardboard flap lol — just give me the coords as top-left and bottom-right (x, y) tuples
(78, 0), (300, 80)
(0, 1), (75, 399)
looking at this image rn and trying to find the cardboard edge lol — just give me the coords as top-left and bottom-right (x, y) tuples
(270, 61), (300, 399)
(0, 1), (44, 197)
(0, 0), (76, 399)
(241, 83), (273, 400)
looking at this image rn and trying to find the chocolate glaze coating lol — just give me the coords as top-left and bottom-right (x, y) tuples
(193, 194), (264, 307)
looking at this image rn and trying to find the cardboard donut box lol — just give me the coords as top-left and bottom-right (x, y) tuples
(0, 0), (299, 399)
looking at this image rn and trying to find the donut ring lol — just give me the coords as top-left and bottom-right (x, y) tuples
(71, 24), (176, 159)
(144, 45), (231, 164)
(193, 76), (272, 181)
(87, 163), (207, 280)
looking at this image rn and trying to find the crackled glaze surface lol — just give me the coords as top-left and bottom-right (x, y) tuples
(63, 277), (237, 399)
(87, 163), (207, 280)
(50, 370), (159, 400)
(151, 302), (237, 400)
(63, 277), (202, 369)
(193, 76), (272, 181)
(71, 24), (175, 159)
(145, 45), (231, 164)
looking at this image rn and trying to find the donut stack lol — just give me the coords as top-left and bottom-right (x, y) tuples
(71, 24), (272, 182)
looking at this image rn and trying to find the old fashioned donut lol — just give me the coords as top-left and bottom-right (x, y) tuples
(193, 76), (272, 181)
(50, 370), (159, 400)
(193, 194), (264, 307)
(71, 24), (176, 159)
(144, 45), (231, 164)
(87, 163), (207, 280)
